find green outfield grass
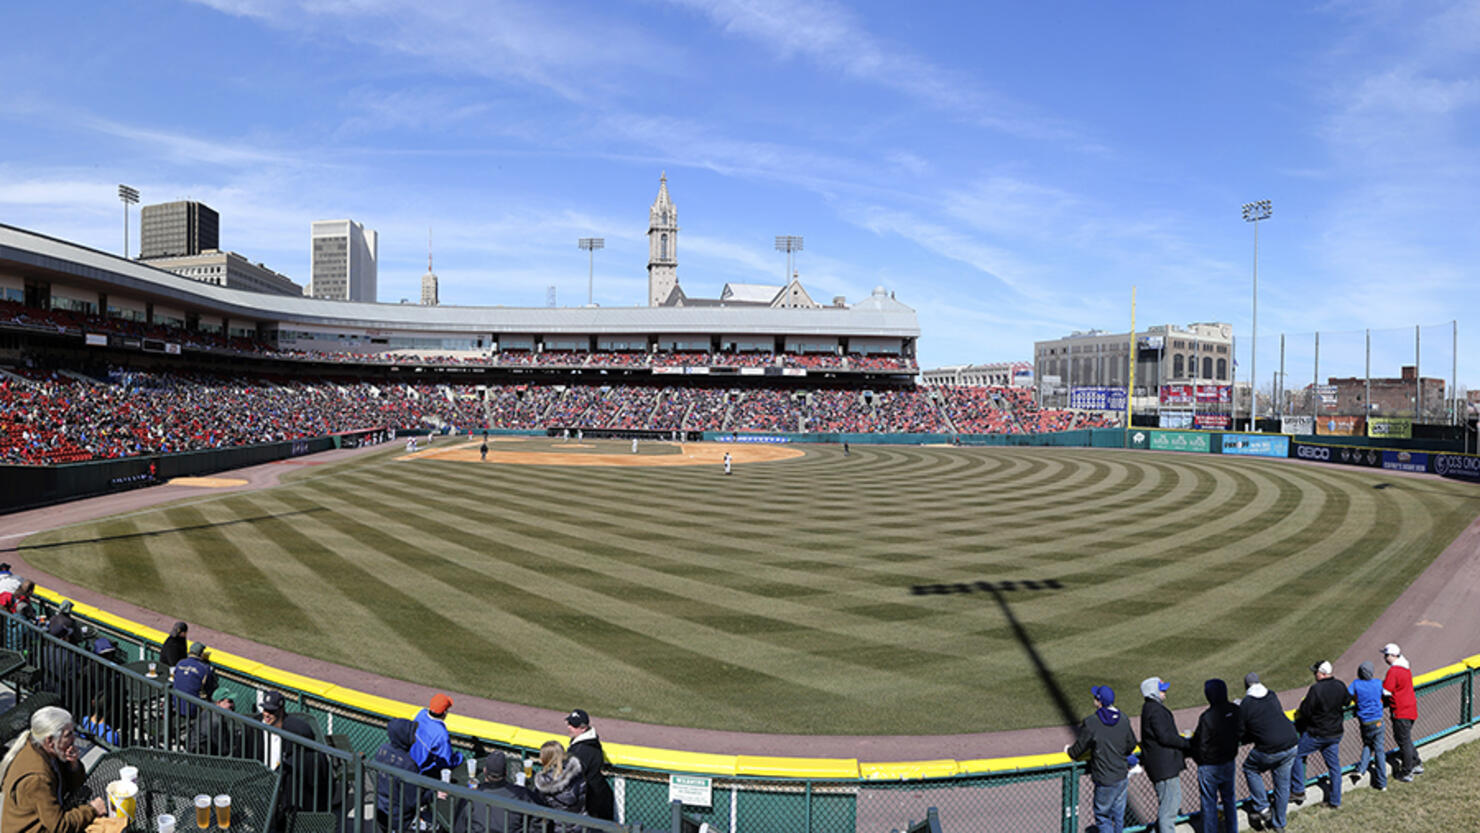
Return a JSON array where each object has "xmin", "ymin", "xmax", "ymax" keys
[{"xmin": 20, "ymin": 441, "xmax": 1480, "ymax": 735}]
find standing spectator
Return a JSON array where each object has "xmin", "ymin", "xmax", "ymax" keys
[
  {"xmin": 1382, "ymin": 643, "xmax": 1422, "ymax": 781},
  {"xmin": 374, "ymin": 718, "xmax": 431, "ymax": 833},
  {"xmin": 1065, "ymin": 685, "xmax": 1137, "ymax": 833},
  {"xmin": 1190, "ymin": 679, "xmax": 1240, "ymax": 833},
  {"xmin": 160, "ymin": 622, "xmax": 189, "ymax": 667},
  {"xmin": 1290, "ymin": 660, "xmax": 1350, "ymax": 808},
  {"xmin": 1348, "ymin": 661, "xmax": 1388, "ymax": 790},
  {"xmin": 564, "ymin": 709, "xmax": 615, "ymax": 821},
  {"xmin": 171, "ymin": 643, "xmax": 219, "ymax": 717},
  {"xmin": 1238, "ymin": 672, "xmax": 1298, "ymax": 832},
  {"xmin": 1139, "ymin": 676, "xmax": 1190, "ymax": 833},
  {"xmin": 723, "ymin": 451, "xmax": 732, "ymax": 476},
  {"xmin": 411, "ymin": 694, "xmax": 465, "ymax": 777},
  {"xmin": 0, "ymin": 706, "xmax": 107, "ymax": 833},
  {"xmin": 530, "ymin": 740, "xmax": 585, "ymax": 833},
  {"xmin": 453, "ymin": 751, "xmax": 536, "ymax": 833}
]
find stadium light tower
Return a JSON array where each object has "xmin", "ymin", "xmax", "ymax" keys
[
  {"xmin": 775, "ymin": 235, "xmax": 803, "ymax": 282},
  {"xmin": 578, "ymin": 237, "xmax": 604, "ymax": 306},
  {"xmin": 118, "ymin": 184, "xmax": 140, "ymax": 258},
  {"xmin": 1241, "ymin": 199, "xmax": 1271, "ymax": 425}
]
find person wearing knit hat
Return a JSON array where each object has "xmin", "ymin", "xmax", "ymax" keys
[
  {"xmin": 1348, "ymin": 662, "xmax": 1388, "ymax": 790},
  {"xmin": 1290, "ymin": 661, "xmax": 1350, "ymax": 808},
  {"xmin": 1066, "ymin": 684, "xmax": 1138, "ymax": 833},
  {"xmin": 1382, "ymin": 643, "xmax": 1422, "ymax": 781},
  {"xmin": 161, "ymin": 621, "xmax": 189, "ymax": 667},
  {"xmin": 1238, "ymin": 672, "xmax": 1298, "ymax": 831},
  {"xmin": 1139, "ymin": 677, "xmax": 1190, "ymax": 833},
  {"xmin": 410, "ymin": 693, "xmax": 464, "ymax": 777}
]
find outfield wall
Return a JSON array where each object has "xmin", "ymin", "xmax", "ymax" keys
[{"xmin": 22, "ymin": 588, "xmax": 1480, "ymax": 833}]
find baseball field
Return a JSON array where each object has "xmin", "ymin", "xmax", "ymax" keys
[{"xmin": 18, "ymin": 439, "xmax": 1480, "ymax": 735}]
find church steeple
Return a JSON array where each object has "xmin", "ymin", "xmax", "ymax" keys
[{"xmin": 647, "ymin": 171, "xmax": 678, "ymax": 306}]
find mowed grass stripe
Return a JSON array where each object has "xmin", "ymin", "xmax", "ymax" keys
[{"xmin": 303, "ymin": 470, "xmax": 955, "ymax": 707}]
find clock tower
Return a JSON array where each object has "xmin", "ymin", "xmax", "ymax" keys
[{"xmin": 647, "ymin": 172, "xmax": 678, "ymax": 306}]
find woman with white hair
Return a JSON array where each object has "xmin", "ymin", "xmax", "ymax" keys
[{"xmin": 0, "ymin": 707, "xmax": 105, "ymax": 833}]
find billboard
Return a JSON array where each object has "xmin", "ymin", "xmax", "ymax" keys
[
  {"xmin": 1316, "ymin": 416, "xmax": 1365, "ymax": 436},
  {"xmin": 1381, "ymin": 450, "xmax": 1428, "ymax": 473},
  {"xmin": 1432, "ymin": 453, "xmax": 1480, "ymax": 482},
  {"xmin": 1291, "ymin": 441, "xmax": 1337, "ymax": 464},
  {"xmin": 1196, "ymin": 385, "xmax": 1232, "ymax": 404},
  {"xmin": 1160, "ymin": 384, "xmax": 1194, "ymax": 405},
  {"xmin": 1069, "ymin": 386, "xmax": 1127, "ymax": 410},
  {"xmin": 1334, "ymin": 444, "xmax": 1382, "ymax": 468},
  {"xmin": 1149, "ymin": 430, "xmax": 1211, "ymax": 453},
  {"xmin": 1281, "ymin": 415, "xmax": 1315, "ymax": 436},
  {"xmin": 1368, "ymin": 417, "xmax": 1413, "ymax": 439},
  {"xmin": 1220, "ymin": 433, "xmax": 1290, "ymax": 458},
  {"xmin": 1194, "ymin": 413, "xmax": 1230, "ymax": 429},
  {"xmin": 1159, "ymin": 410, "xmax": 1193, "ymax": 429}
]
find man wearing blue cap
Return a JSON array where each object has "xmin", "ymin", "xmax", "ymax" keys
[
  {"xmin": 1066, "ymin": 684, "xmax": 1138, "ymax": 833},
  {"xmin": 1141, "ymin": 676, "xmax": 1191, "ymax": 833}
]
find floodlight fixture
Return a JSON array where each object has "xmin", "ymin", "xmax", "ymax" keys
[
  {"xmin": 775, "ymin": 235, "xmax": 803, "ymax": 282},
  {"xmin": 1241, "ymin": 199, "xmax": 1272, "ymax": 423},
  {"xmin": 578, "ymin": 237, "xmax": 605, "ymax": 305},
  {"xmin": 118, "ymin": 184, "xmax": 140, "ymax": 258}
]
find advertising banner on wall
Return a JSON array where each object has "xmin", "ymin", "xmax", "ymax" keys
[
  {"xmin": 1432, "ymin": 453, "xmax": 1480, "ymax": 481},
  {"xmin": 1149, "ymin": 430, "xmax": 1211, "ymax": 453},
  {"xmin": 1220, "ymin": 433, "xmax": 1291, "ymax": 458},
  {"xmin": 1128, "ymin": 430, "xmax": 1150, "ymax": 450},
  {"xmin": 1316, "ymin": 416, "xmax": 1365, "ymax": 436},
  {"xmin": 1281, "ymin": 415, "xmax": 1315, "ymax": 435},
  {"xmin": 1159, "ymin": 410, "xmax": 1193, "ymax": 429},
  {"xmin": 1160, "ymin": 384, "xmax": 1194, "ymax": 405},
  {"xmin": 1368, "ymin": 417, "xmax": 1413, "ymax": 439},
  {"xmin": 1381, "ymin": 450, "xmax": 1429, "ymax": 473},
  {"xmin": 1196, "ymin": 385, "xmax": 1232, "ymax": 403},
  {"xmin": 1194, "ymin": 414, "xmax": 1230, "ymax": 429},
  {"xmin": 1069, "ymin": 386, "xmax": 1127, "ymax": 410},
  {"xmin": 1291, "ymin": 441, "xmax": 1337, "ymax": 464}
]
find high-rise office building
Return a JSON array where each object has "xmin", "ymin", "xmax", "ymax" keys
[
  {"xmin": 139, "ymin": 201, "xmax": 219, "ymax": 259},
  {"xmin": 310, "ymin": 219, "xmax": 377, "ymax": 302}
]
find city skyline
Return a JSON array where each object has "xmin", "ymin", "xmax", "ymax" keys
[{"xmin": 0, "ymin": 1, "xmax": 1475, "ymax": 383}]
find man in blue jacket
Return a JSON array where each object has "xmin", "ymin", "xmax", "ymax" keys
[
  {"xmin": 411, "ymin": 693, "xmax": 465, "ymax": 777},
  {"xmin": 1348, "ymin": 661, "xmax": 1387, "ymax": 790},
  {"xmin": 375, "ymin": 718, "xmax": 432, "ymax": 832},
  {"xmin": 172, "ymin": 642, "xmax": 219, "ymax": 718}
]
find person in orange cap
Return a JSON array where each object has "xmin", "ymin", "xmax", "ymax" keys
[{"xmin": 410, "ymin": 693, "xmax": 464, "ymax": 777}]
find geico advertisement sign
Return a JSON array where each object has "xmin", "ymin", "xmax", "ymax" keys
[{"xmin": 1296, "ymin": 445, "xmax": 1331, "ymax": 461}]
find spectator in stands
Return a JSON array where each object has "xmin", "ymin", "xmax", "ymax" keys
[
  {"xmin": 1065, "ymin": 685, "xmax": 1137, "ymax": 833},
  {"xmin": 374, "ymin": 718, "xmax": 431, "ymax": 833},
  {"xmin": 0, "ymin": 563, "xmax": 21, "ymax": 599},
  {"xmin": 160, "ymin": 621, "xmax": 189, "ymax": 667},
  {"xmin": 189, "ymin": 697, "xmax": 248, "ymax": 759},
  {"xmin": 1238, "ymin": 672, "xmax": 1298, "ymax": 832},
  {"xmin": 0, "ymin": 706, "xmax": 107, "ymax": 833},
  {"xmin": 1139, "ymin": 676, "xmax": 1190, "ymax": 833},
  {"xmin": 260, "ymin": 690, "xmax": 333, "ymax": 812},
  {"xmin": 530, "ymin": 740, "xmax": 585, "ymax": 833},
  {"xmin": 411, "ymin": 694, "xmax": 465, "ymax": 777},
  {"xmin": 564, "ymin": 709, "xmax": 614, "ymax": 821},
  {"xmin": 453, "ymin": 750, "xmax": 536, "ymax": 833},
  {"xmin": 1190, "ymin": 679, "xmax": 1240, "ymax": 833},
  {"xmin": 41, "ymin": 602, "xmax": 80, "ymax": 708},
  {"xmin": 1382, "ymin": 643, "xmax": 1421, "ymax": 781},
  {"xmin": 171, "ymin": 642, "xmax": 219, "ymax": 717},
  {"xmin": 1290, "ymin": 660, "xmax": 1350, "ymax": 808},
  {"xmin": 1348, "ymin": 662, "xmax": 1387, "ymax": 790},
  {"xmin": 45, "ymin": 601, "xmax": 78, "ymax": 643}
]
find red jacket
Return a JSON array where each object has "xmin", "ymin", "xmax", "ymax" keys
[{"xmin": 1383, "ymin": 663, "xmax": 1417, "ymax": 720}]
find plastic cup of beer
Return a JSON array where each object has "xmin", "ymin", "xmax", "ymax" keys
[
  {"xmin": 440, "ymin": 768, "xmax": 452, "ymax": 783},
  {"xmin": 147, "ymin": 662, "xmax": 157, "ymax": 677},
  {"xmin": 194, "ymin": 795, "xmax": 211, "ymax": 829},
  {"xmin": 119, "ymin": 766, "xmax": 139, "ymax": 784},
  {"xmin": 158, "ymin": 814, "xmax": 176, "ymax": 833},
  {"xmin": 213, "ymin": 795, "xmax": 230, "ymax": 830}
]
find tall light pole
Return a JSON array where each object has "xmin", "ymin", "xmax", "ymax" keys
[
  {"xmin": 118, "ymin": 184, "xmax": 140, "ymax": 258},
  {"xmin": 775, "ymin": 235, "xmax": 803, "ymax": 282},
  {"xmin": 1241, "ymin": 199, "xmax": 1271, "ymax": 427},
  {"xmin": 578, "ymin": 237, "xmax": 604, "ymax": 306}
]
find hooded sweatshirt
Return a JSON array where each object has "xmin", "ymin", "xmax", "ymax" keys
[
  {"xmin": 1239, "ymin": 684, "xmax": 1298, "ymax": 754},
  {"xmin": 1191, "ymin": 679, "xmax": 1242, "ymax": 766},
  {"xmin": 375, "ymin": 718, "xmax": 429, "ymax": 826},
  {"xmin": 1348, "ymin": 662, "xmax": 1384, "ymax": 722},
  {"xmin": 1067, "ymin": 704, "xmax": 1138, "ymax": 786}
]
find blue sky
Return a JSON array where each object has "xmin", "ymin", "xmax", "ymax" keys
[{"xmin": 1, "ymin": 0, "xmax": 1476, "ymax": 386}]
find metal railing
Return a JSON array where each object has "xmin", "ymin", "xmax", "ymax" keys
[{"xmin": 9, "ymin": 601, "xmax": 1478, "ymax": 833}]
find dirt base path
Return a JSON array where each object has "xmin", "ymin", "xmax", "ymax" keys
[
  {"xmin": 2, "ymin": 444, "xmax": 1477, "ymax": 760},
  {"xmin": 402, "ymin": 440, "xmax": 804, "ymax": 467}
]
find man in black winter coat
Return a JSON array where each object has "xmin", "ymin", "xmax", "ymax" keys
[
  {"xmin": 1140, "ymin": 676, "xmax": 1191, "ymax": 833},
  {"xmin": 1290, "ymin": 660, "xmax": 1351, "ymax": 808},
  {"xmin": 564, "ymin": 709, "xmax": 615, "ymax": 821},
  {"xmin": 1191, "ymin": 679, "xmax": 1240, "ymax": 833},
  {"xmin": 453, "ymin": 751, "xmax": 539, "ymax": 833},
  {"xmin": 1239, "ymin": 672, "xmax": 1299, "ymax": 832},
  {"xmin": 1066, "ymin": 684, "xmax": 1138, "ymax": 833}
]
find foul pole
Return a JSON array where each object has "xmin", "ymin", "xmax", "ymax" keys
[{"xmin": 1126, "ymin": 286, "xmax": 1136, "ymax": 446}]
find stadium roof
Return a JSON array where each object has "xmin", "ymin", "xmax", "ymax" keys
[{"xmin": 1, "ymin": 224, "xmax": 919, "ymax": 338}]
